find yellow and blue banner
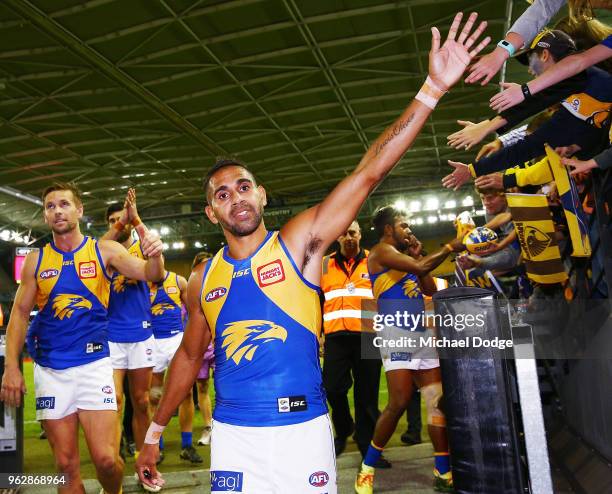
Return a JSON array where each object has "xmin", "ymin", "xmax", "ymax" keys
[{"xmin": 545, "ymin": 145, "xmax": 591, "ymax": 257}]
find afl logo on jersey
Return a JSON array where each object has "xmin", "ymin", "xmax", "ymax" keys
[
  {"xmin": 79, "ymin": 261, "xmax": 97, "ymax": 279},
  {"xmin": 40, "ymin": 268, "xmax": 59, "ymax": 280},
  {"xmin": 205, "ymin": 287, "xmax": 227, "ymax": 302},
  {"xmin": 309, "ymin": 471, "xmax": 329, "ymax": 487},
  {"xmin": 101, "ymin": 385, "xmax": 113, "ymax": 394},
  {"xmin": 257, "ymin": 260, "xmax": 285, "ymax": 287},
  {"xmin": 167, "ymin": 286, "xmax": 178, "ymax": 294}
]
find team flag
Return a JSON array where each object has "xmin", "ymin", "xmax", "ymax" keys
[
  {"xmin": 545, "ymin": 145, "xmax": 591, "ymax": 257},
  {"xmin": 455, "ymin": 263, "xmax": 504, "ymax": 294},
  {"xmin": 507, "ymin": 193, "xmax": 567, "ymax": 284}
]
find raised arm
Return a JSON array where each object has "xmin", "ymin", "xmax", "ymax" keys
[
  {"xmin": 281, "ymin": 12, "xmax": 490, "ymax": 282},
  {"xmin": 0, "ymin": 251, "xmax": 39, "ymax": 407},
  {"xmin": 99, "ymin": 234, "xmax": 164, "ymax": 282},
  {"xmin": 136, "ymin": 264, "xmax": 212, "ymax": 487},
  {"xmin": 490, "ymin": 43, "xmax": 612, "ymax": 112}
]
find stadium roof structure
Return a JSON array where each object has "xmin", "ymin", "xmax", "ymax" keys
[{"xmin": 0, "ymin": 0, "xmax": 529, "ymax": 246}]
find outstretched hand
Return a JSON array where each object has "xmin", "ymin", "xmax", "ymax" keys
[
  {"xmin": 442, "ymin": 160, "xmax": 472, "ymax": 190},
  {"xmin": 428, "ymin": 12, "xmax": 490, "ymax": 92},
  {"xmin": 490, "ymin": 82, "xmax": 524, "ymax": 112}
]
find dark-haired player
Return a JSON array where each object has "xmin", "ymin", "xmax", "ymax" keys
[
  {"xmin": 1, "ymin": 182, "xmax": 164, "ymax": 493},
  {"xmin": 136, "ymin": 13, "xmax": 490, "ymax": 493}
]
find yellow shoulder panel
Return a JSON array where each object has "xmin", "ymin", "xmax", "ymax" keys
[
  {"xmin": 249, "ymin": 232, "xmax": 320, "ymax": 336},
  {"xmin": 372, "ymin": 269, "xmax": 406, "ymax": 298},
  {"xmin": 200, "ymin": 251, "xmax": 233, "ymax": 338},
  {"xmin": 73, "ymin": 238, "xmax": 110, "ymax": 308},
  {"xmin": 35, "ymin": 244, "xmax": 63, "ymax": 311}
]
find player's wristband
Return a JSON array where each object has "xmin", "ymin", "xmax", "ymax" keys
[
  {"xmin": 113, "ymin": 220, "xmax": 125, "ymax": 232},
  {"xmin": 144, "ymin": 421, "xmax": 166, "ymax": 445},
  {"xmin": 467, "ymin": 164, "xmax": 477, "ymax": 178},
  {"xmin": 521, "ymin": 83, "xmax": 532, "ymax": 99},
  {"xmin": 496, "ymin": 39, "xmax": 515, "ymax": 57},
  {"xmin": 415, "ymin": 76, "xmax": 446, "ymax": 109},
  {"xmin": 131, "ymin": 216, "xmax": 142, "ymax": 227}
]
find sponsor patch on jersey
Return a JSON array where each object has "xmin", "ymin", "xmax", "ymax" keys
[
  {"xmin": 39, "ymin": 268, "xmax": 59, "ymax": 280},
  {"xmin": 86, "ymin": 342, "xmax": 104, "ymax": 354},
  {"xmin": 257, "ymin": 260, "xmax": 285, "ymax": 287},
  {"xmin": 101, "ymin": 385, "xmax": 113, "ymax": 394},
  {"xmin": 205, "ymin": 286, "xmax": 227, "ymax": 302},
  {"xmin": 210, "ymin": 471, "xmax": 243, "ymax": 492},
  {"xmin": 277, "ymin": 395, "xmax": 308, "ymax": 413},
  {"xmin": 78, "ymin": 261, "xmax": 97, "ymax": 279},
  {"xmin": 36, "ymin": 396, "xmax": 55, "ymax": 410},
  {"xmin": 309, "ymin": 471, "xmax": 329, "ymax": 487},
  {"xmin": 390, "ymin": 352, "xmax": 411, "ymax": 361},
  {"xmin": 167, "ymin": 286, "xmax": 178, "ymax": 294},
  {"xmin": 146, "ymin": 348, "xmax": 153, "ymax": 355}
]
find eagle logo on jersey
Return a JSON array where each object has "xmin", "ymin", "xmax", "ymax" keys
[
  {"xmin": 52, "ymin": 294, "xmax": 92, "ymax": 320},
  {"xmin": 221, "ymin": 320, "xmax": 287, "ymax": 365},
  {"xmin": 402, "ymin": 278, "xmax": 421, "ymax": 299},
  {"xmin": 112, "ymin": 275, "xmax": 138, "ymax": 293},
  {"xmin": 151, "ymin": 303, "xmax": 176, "ymax": 316}
]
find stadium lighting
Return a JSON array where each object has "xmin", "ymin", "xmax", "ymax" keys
[
  {"xmin": 424, "ymin": 197, "xmax": 439, "ymax": 211},
  {"xmin": 409, "ymin": 201, "xmax": 421, "ymax": 212},
  {"xmin": 427, "ymin": 216, "xmax": 438, "ymax": 224},
  {"xmin": 447, "ymin": 212, "xmax": 457, "ymax": 221},
  {"xmin": 150, "ymin": 229, "xmax": 159, "ymax": 237},
  {"xmin": 444, "ymin": 200, "xmax": 456, "ymax": 209},
  {"xmin": 462, "ymin": 196, "xmax": 474, "ymax": 207},
  {"xmin": 394, "ymin": 199, "xmax": 407, "ymax": 210},
  {"xmin": 160, "ymin": 226, "xmax": 170, "ymax": 235},
  {"xmin": 0, "ymin": 230, "xmax": 10, "ymax": 241},
  {"xmin": 195, "ymin": 241, "xmax": 203, "ymax": 248},
  {"xmin": 162, "ymin": 242, "xmax": 169, "ymax": 250},
  {"xmin": 415, "ymin": 217, "xmax": 424, "ymax": 225}
]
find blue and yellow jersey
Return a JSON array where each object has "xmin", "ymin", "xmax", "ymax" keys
[
  {"xmin": 150, "ymin": 271, "xmax": 183, "ymax": 339},
  {"xmin": 370, "ymin": 267, "xmax": 426, "ymax": 332},
  {"xmin": 27, "ymin": 236, "xmax": 111, "ymax": 370},
  {"xmin": 200, "ymin": 231, "xmax": 327, "ymax": 427},
  {"xmin": 107, "ymin": 239, "xmax": 152, "ymax": 343}
]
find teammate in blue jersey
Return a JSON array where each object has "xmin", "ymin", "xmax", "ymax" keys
[
  {"xmin": 101, "ymin": 188, "xmax": 156, "ymax": 464},
  {"xmin": 136, "ymin": 12, "xmax": 490, "ymax": 494},
  {"xmin": 149, "ymin": 270, "xmax": 203, "ymax": 464},
  {"xmin": 0, "ymin": 182, "xmax": 164, "ymax": 494},
  {"xmin": 356, "ymin": 206, "xmax": 464, "ymax": 494}
]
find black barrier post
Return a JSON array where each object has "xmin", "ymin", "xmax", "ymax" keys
[
  {"xmin": 432, "ymin": 287, "xmax": 527, "ymax": 494},
  {"xmin": 0, "ymin": 330, "xmax": 24, "ymax": 473}
]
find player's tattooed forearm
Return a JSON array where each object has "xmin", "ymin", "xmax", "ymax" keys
[{"xmin": 375, "ymin": 114, "xmax": 415, "ymax": 156}]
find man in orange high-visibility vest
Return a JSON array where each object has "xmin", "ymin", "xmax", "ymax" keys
[{"xmin": 321, "ymin": 221, "xmax": 389, "ymax": 468}]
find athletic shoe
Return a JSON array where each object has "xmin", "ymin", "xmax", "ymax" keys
[
  {"xmin": 433, "ymin": 469, "xmax": 454, "ymax": 493},
  {"xmin": 180, "ymin": 445, "xmax": 203, "ymax": 463},
  {"xmin": 400, "ymin": 430, "xmax": 422, "ymax": 445},
  {"xmin": 354, "ymin": 465, "xmax": 374, "ymax": 494},
  {"xmin": 374, "ymin": 455, "xmax": 392, "ymax": 469}
]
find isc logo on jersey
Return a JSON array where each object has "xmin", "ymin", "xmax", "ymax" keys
[
  {"xmin": 257, "ymin": 260, "xmax": 285, "ymax": 287},
  {"xmin": 205, "ymin": 287, "xmax": 227, "ymax": 302},
  {"xmin": 309, "ymin": 471, "xmax": 329, "ymax": 487},
  {"xmin": 277, "ymin": 395, "xmax": 307, "ymax": 413}
]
